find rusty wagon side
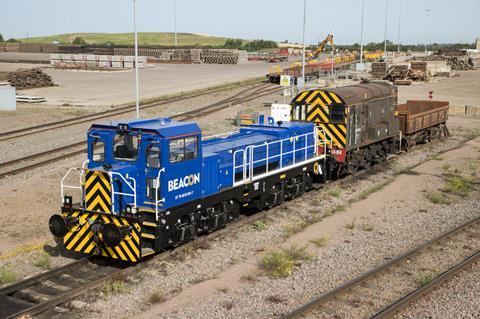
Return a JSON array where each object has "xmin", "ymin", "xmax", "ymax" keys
[{"xmin": 396, "ymin": 100, "xmax": 450, "ymax": 148}]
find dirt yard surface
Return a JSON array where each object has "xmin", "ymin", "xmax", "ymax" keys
[
  {"xmin": 397, "ymin": 69, "xmax": 480, "ymax": 107},
  {"xmin": 0, "ymin": 54, "xmax": 289, "ymax": 107}
]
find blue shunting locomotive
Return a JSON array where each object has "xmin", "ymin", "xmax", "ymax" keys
[{"xmin": 49, "ymin": 117, "xmax": 327, "ymax": 262}]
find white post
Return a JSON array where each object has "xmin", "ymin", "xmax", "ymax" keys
[
  {"xmin": 331, "ymin": 31, "xmax": 334, "ymax": 80},
  {"xmin": 397, "ymin": 0, "xmax": 402, "ymax": 53},
  {"xmin": 133, "ymin": 0, "xmax": 140, "ymax": 119},
  {"xmin": 359, "ymin": 0, "xmax": 365, "ymax": 64},
  {"xmin": 301, "ymin": 0, "xmax": 307, "ymax": 88},
  {"xmin": 383, "ymin": 0, "xmax": 388, "ymax": 58},
  {"xmin": 174, "ymin": 0, "xmax": 178, "ymax": 46},
  {"xmin": 425, "ymin": 9, "xmax": 431, "ymax": 54}
]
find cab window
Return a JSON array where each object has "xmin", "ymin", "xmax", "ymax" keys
[
  {"xmin": 329, "ymin": 104, "xmax": 345, "ymax": 123},
  {"xmin": 169, "ymin": 136, "xmax": 198, "ymax": 163},
  {"xmin": 92, "ymin": 139, "xmax": 105, "ymax": 162},
  {"xmin": 147, "ymin": 145, "xmax": 160, "ymax": 168},
  {"xmin": 114, "ymin": 134, "xmax": 138, "ymax": 161}
]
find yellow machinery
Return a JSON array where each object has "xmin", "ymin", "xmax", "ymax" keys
[{"xmin": 307, "ymin": 33, "xmax": 334, "ymax": 61}]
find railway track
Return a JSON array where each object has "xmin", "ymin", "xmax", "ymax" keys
[
  {"xmin": 0, "ymin": 80, "xmax": 266, "ymax": 142},
  {"xmin": 0, "ymin": 84, "xmax": 281, "ymax": 180},
  {"xmin": 0, "ymin": 190, "xmax": 290, "ymax": 319},
  {"xmin": 0, "ymin": 135, "xmax": 464, "ymax": 318},
  {"xmin": 282, "ymin": 214, "xmax": 480, "ymax": 319}
]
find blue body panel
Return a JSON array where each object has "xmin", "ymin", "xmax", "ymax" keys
[{"xmin": 85, "ymin": 118, "xmax": 316, "ymax": 212}]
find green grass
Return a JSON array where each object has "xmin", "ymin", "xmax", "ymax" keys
[
  {"xmin": 252, "ymin": 220, "xmax": 267, "ymax": 231},
  {"xmin": 281, "ymin": 219, "xmax": 308, "ymax": 238},
  {"xmin": 33, "ymin": 251, "xmax": 52, "ymax": 270},
  {"xmin": 357, "ymin": 181, "xmax": 390, "ymax": 200},
  {"xmin": 418, "ymin": 273, "xmax": 434, "ymax": 286},
  {"xmin": 465, "ymin": 128, "xmax": 480, "ymax": 140},
  {"xmin": 324, "ymin": 205, "xmax": 346, "ymax": 217},
  {"xmin": 103, "ymin": 280, "xmax": 130, "ymax": 296},
  {"xmin": 359, "ymin": 223, "xmax": 374, "ymax": 232},
  {"xmin": 281, "ymin": 244, "xmax": 312, "ymax": 263},
  {"xmin": 425, "ymin": 191, "xmax": 452, "ymax": 204},
  {"xmin": 148, "ymin": 290, "xmax": 166, "ymax": 304},
  {"xmin": 261, "ymin": 245, "xmax": 312, "ymax": 278},
  {"xmin": 327, "ymin": 188, "xmax": 342, "ymax": 197},
  {"xmin": 345, "ymin": 218, "xmax": 357, "ymax": 230},
  {"xmin": 0, "ymin": 266, "xmax": 17, "ymax": 285},
  {"xmin": 260, "ymin": 251, "xmax": 294, "ymax": 278},
  {"xmin": 19, "ymin": 32, "xmax": 243, "ymax": 47},
  {"xmin": 310, "ymin": 236, "xmax": 330, "ymax": 248},
  {"xmin": 444, "ymin": 173, "xmax": 474, "ymax": 197}
]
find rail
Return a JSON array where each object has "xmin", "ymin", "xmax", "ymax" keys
[{"xmin": 232, "ymin": 127, "xmax": 327, "ymax": 186}]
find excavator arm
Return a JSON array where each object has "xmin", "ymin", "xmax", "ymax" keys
[{"xmin": 309, "ymin": 33, "xmax": 334, "ymax": 61}]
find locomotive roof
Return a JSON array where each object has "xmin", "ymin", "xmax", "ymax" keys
[
  {"xmin": 299, "ymin": 82, "xmax": 395, "ymax": 106},
  {"xmin": 90, "ymin": 118, "xmax": 201, "ymax": 138}
]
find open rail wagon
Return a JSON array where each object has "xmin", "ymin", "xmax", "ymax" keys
[
  {"xmin": 49, "ymin": 118, "xmax": 328, "ymax": 262},
  {"xmin": 396, "ymin": 100, "xmax": 449, "ymax": 149},
  {"xmin": 272, "ymin": 82, "xmax": 449, "ymax": 178}
]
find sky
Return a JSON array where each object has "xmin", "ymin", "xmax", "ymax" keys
[{"xmin": 1, "ymin": 0, "xmax": 479, "ymax": 45}]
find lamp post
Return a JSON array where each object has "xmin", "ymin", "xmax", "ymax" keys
[
  {"xmin": 359, "ymin": 0, "xmax": 365, "ymax": 65},
  {"xmin": 133, "ymin": 0, "xmax": 140, "ymax": 119},
  {"xmin": 301, "ymin": 0, "xmax": 307, "ymax": 88},
  {"xmin": 383, "ymin": 0, "xmax": 388, "ymax": 58},
  {"xmin": 174, "ymin": 0, "xmax": 178, "ymax": 46},
  {"xmin": 425, "ymin": 9, "xmax": 431, "ymax": 54},
  {"xmin": 397, "ymin": 0, "xmax": 402, "ymax": 53}
]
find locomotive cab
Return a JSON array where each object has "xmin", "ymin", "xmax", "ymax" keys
[{"xmin": 51, "ymin": 118, "xmax": 203, "ymax": 262}]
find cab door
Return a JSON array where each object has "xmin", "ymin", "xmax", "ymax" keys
[{"xmin": 144, "ymin": 140, "xmax": 162, "ymax": 208}]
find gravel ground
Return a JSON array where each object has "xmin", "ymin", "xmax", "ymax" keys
[
  {"xmin": 395, "ymin": 262, "xmax": 480, "ymax": 318},
  {"xmin": 74, "ymin": 132, "xmax": 479, "ymax": 318}
]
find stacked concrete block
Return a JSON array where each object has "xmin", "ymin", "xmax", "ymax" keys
[
  {"xmin": 237, "ymin": 50, "xmax": 248, "ymax": 63},
  {"xmin": 111, "ymin": 55, "xmax": 124, "ymax": 68},
  {"xmin": 98, "ymin": 55, "xmax": 112, "ymax": 68},
  {"xmin": 5, "ymin": 43, "xmax": 20, "ymax": 52},
  {"xmin": 123, "ymin": 56, "xmax": 134, "ymax": 69}
]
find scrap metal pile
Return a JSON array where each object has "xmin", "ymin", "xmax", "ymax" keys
[
  {"xmin": 414, "ymin": 50, "xmax": 473, "ymax": 71},
  {"xmin": 7, "ymin": 68, "xmax": 54, "ymax": 90}
]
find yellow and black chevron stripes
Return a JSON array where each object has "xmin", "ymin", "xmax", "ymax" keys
[
  {"xmin": 85, "ymin": 170, "xmax": 111, "ymax": 213},
  {"xmin": 319, "ymin": 123, "xmax": 347, "ymax": 148},
  {"xmin": 63, "ymin": 211, "xmax": 141, "ymax": 262},
  {"xmin": 294, "ymin": 89, "xmax": 347, "ymax": 148}
]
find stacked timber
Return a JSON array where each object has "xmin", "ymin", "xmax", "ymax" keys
[
  {"xmin": 383, "ymin": 64, "xmax": 409, "ymax": 82},
  {"xmin": 7, "ymin": 69, "xmax": 54, "ymax": 89},
  {"xmin": 409, "ymin": 61, "xmax": 427, "ymax": 80},
  {"xmin": 414, "ymin": 52, "xmax": 473, "ymax": 71},
  {"xmin": 371, "ymin": 62, "xmax": 387, "ymax": 79}
]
